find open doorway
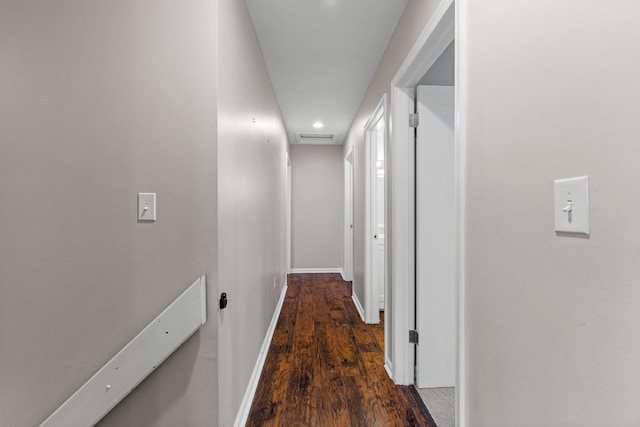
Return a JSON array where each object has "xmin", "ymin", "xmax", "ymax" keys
[
  {"xmin": 415, "ymin": 45, "xmax": 456, "ymax": 427},
  {"xmin": 388, "ymin": 1, "xmax": 463, "ymax": 426}
]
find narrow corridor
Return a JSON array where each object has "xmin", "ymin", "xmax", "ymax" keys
[{"xmin": 247, "ymin": 273, "xmax": 436, "ymax": 426}]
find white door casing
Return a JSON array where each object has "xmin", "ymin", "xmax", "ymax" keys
[{"xmin": 390, "ymin": 0, "xmax": 455, "ymax": 386}]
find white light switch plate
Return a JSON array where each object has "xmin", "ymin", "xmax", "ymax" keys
[
  {"xmin": 138, "ymin": 193, "xmax": 156, "ymax": 221},
  {"xmin": 554, "ymin": 176, "xmax": 589, "ymax": 234}
]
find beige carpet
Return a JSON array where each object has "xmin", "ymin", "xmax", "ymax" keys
[{"xmin": 417, "ymin": 387, "xmax": 455, "ymax": 427}]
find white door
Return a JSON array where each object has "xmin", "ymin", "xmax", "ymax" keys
[
  {"xmin": 364, "ymin": 95, "xmax": 387, "ymax": 324},
  {"xmin": 415, "ymin": 85, "xmax": 456, "ymax": 388},
  {"xmin": 344, "ymin": 149, "xmax": 354, "ymax": 281},
  {"xmin": 369, "ymin": 118, "xmax": 386, "ymax": 316}
]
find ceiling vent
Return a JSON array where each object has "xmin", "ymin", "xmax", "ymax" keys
[{"xmin": 295, "ymin": 133, "xmax": 338, "ymax": 145}]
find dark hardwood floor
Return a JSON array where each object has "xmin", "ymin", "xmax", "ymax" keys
[{"xmin": 247, "ymin": 273, "xmax": 436, "ymax": 426}]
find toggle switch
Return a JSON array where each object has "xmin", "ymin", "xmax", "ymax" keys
[
  {"xmin": 554, "ymin": 176, "xmax": 589, "ymax": 234},
  {"xmin": 138, "ymin": 193, "xmax": 156, "ymax": 221},
  {"xmin": 562, "ymin": 200, "xmax": 573, "ymax": 223}
]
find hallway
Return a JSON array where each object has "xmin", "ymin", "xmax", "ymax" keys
[{"xmin": 247, "ymin": 273, "xmax": 435, "ymax": 426}]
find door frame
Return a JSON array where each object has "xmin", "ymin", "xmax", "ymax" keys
[
  {"xmin": 343, "ymin": 147, "xmax": 354, "ymax": 281},
  {"xmin": 388, "ymin": 0, "xmax": 466, "ymax": 424},
  {"xmin": 286, "ymin": 152, "xmax": 292, "ymax": 274},
  {"xmin": 363, "ymin": 94, "xmax": 387, "ymax": 325}
]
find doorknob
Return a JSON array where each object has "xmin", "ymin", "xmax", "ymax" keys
[{"xmin": 374, "ymin": 234, "xmax": 378, "ymax": 239}]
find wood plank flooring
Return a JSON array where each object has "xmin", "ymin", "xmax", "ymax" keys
[{"xmin": 247, "ymin": 273, "xmax": 436, "ymax": 427}]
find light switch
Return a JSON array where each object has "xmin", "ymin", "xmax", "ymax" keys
[
  {"xmin": 138, "ymin": 193, "xmax": 156, "ymax": 221},
  {"xmin": 554, "ymin": 176, "xmax": 589, "ymax": 234}
]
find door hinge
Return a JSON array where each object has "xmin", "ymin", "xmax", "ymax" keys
[
  {"xmin": 409, "ymin": 113, "xmax": 419, "ymax": 128},
  {"xmin": 409, "ymin": 330, "xmax": 419, "ymax": 344}
]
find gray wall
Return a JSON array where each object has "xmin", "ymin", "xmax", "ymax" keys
[
  {"xmin": 290, "ymin": 144, "xmax": 344, "ymax": 269},
  {"xmin": 0, "ymin": 1, "xmax": 218, "ymax": 426},
  {"xmin": 345, "ymin": 1, "xmax": 640, "ymax": 424},
  {"xmin": 464, "ymin": 1, "xmax": 640, "ymax": 425},
  {"xmin": 1, "ymin": 1, "xmax": 288, "ymax": 426},
  {"xmin": 216, "ymin": 0, "xmax": 289, "ymax": 426}
]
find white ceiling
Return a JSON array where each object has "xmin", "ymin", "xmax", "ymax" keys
[{"xmin": 245, "ymin": 0, "xmax": 408, "ymax": 145}]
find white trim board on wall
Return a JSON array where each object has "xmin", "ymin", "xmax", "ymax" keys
[
  {"xmin": 234, "ymin": 282, "xmax": 288, "ymax": 427},
  {"xmin": 41, "ymin": 276, "xmax": 207, "ymax": 427}
]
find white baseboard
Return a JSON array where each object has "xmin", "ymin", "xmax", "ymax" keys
[
  {"xmin": 234, "ymin": 282, "xmax": 288, "ymax": 427},
  {"xmin": 290, "ymin": 267, "xmax": 344, "ymax": 275},
  {"xmin": 384, "ymin": 362, "xmax": 394, "ymax": 381},
  {"xmin": 417, "ymin": 382, "xmax": 456, "ymax": 389},
  {"xmin": 351, "ymin": 293, "xmax": 365, "ymax": 322}
]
